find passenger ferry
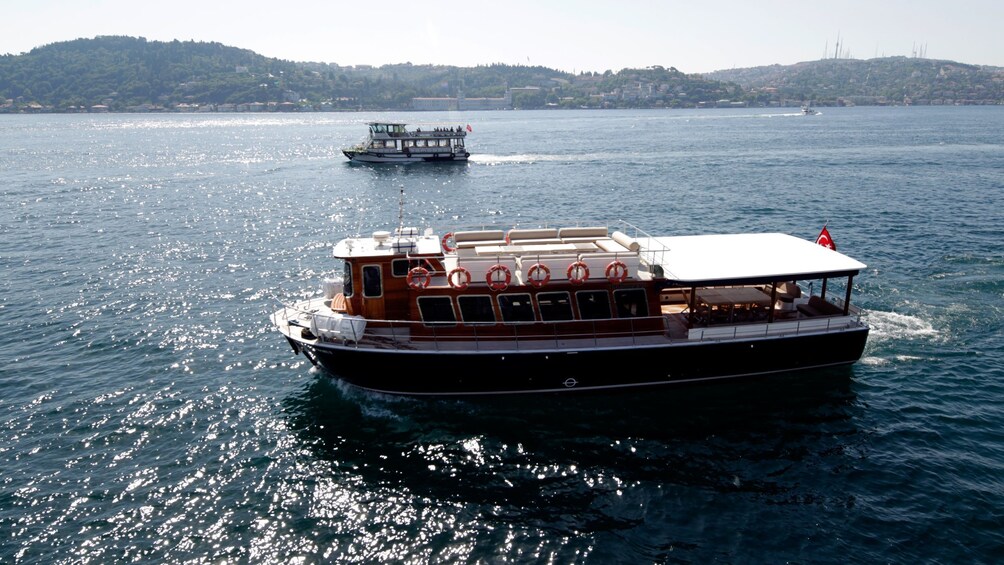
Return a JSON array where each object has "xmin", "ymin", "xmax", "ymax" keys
[
  {"xmin": 271, "ymin": 211, "xmax": 869, "ymax": 395},
  {"xmin": 342, "ymin": 122, "xmax": 470, "ymax": 163}
]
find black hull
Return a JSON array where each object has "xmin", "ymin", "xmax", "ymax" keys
[
  {"xmin": 296, "ymin": 327, "xmax": 869, "ymax": 396},
  {"xmin": 342, "ymin": 150, "xmax": 470, "ymax": 163}
]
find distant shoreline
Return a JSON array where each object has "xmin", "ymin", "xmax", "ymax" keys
[{"xmin": 3, "ymin": 102, "xmax": 1000, "ymax": 115}]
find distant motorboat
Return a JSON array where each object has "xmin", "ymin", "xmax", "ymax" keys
[{"xmin": 801, "ymin": 104, "xmax": 820, "ymax": 116}]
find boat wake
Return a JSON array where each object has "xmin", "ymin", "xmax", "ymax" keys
[
  {"xmin": 678, "ymin": 111, "xmax": 819, "ymax": 120},
  {"xmin": 470, "ymin": 153, "xmax": 601, "ymax": 165},
  {"xmin": 860, "ymin": 310, "xmax": 939, "ymax": 366},
  {"xmin": 754, "ymin": 111, "xmax": 820, "ymax": 118},
  {"xmin": 862, "ymin": 310, "xmax": 938, "ymax": 342}
]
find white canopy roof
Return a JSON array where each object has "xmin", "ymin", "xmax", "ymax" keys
[{"xmin": 641, "ymin": 233, "xmax": 866, "ymax": 283}]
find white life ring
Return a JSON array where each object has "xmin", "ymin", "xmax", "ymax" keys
[
  {"xmin": 486, "ymin": 263, "xmax": 511, "ymax": 291},
  {"xmin": 567, "ymin": 261, "xmax": 589, "ymax": 285},
  {"xmin": 441, "ymin": 232, "xmax": 456, "ymax": 253},
  {"xmin": 605, "ymin": 260, "xmax": 629, "ymax": 283},
  {"xmin": 447, "ymin": 266, "xmax": 471, "ymax": 290},
  {"xmin": 526, "ymin": 263, "xmax": 551, "ymax": 287},
  {"xmin": 407, "ymin": 266, "xmax": 431, "ymax": 290}
]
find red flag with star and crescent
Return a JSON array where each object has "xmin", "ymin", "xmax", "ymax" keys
[{"xmin": 815, "ymin": 225, "xmax": 836, "ymax": 250}]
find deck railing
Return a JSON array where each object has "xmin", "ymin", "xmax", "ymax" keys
[
  {"xmin": 277, "ymin": 300, "xmax": 866, "ymax": 353},
  {"xmin": 614, "ymin": 220, "xmax": 672, "ymax": 277}
]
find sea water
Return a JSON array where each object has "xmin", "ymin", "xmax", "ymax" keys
[{"xmin": 1, "ymin": 107, "xmax": 1002, "ymax": 563}]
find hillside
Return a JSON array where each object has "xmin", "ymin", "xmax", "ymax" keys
[
  {"xmin": 2, "ymin": 36, "xmax": 1002, "ymax": 113},
  {"xmin": 706, "ymin": 57, "xmax": 1004, "ymax": 106},
  {"xmin": 0, "ymin": 36, "xmax": 742, "ymax": 112}
]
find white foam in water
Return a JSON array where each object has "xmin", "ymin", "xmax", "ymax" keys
[
  {"xmin": 469, "ymin": 154, "xmax": 545, "ymax": 164},
  {"xmin": 860, "ymin": 310, "xmax": 940, "ymax": 366},
  {"xmin": 470, "ymin": 153, "xmax": 602, "ymax": 164},
  {"xmin": 862, "ymin": 310, "xmax": 939, "ymax": 342}
]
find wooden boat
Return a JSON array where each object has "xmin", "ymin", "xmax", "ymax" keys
[
  {"xmin": 271, "ymin": 220, "xmax": 869, "ymax": 395},
  {"xmin": 342, "ymin": 122, "xmax": 470, "ymax": 163}
]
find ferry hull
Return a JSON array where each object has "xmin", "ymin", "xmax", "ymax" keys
[
  {"xmin": 343, "ymin": 150, "xmax": 470, "ymax": 163},
  {"xmin": 294, "ymin": 326, "xmax": 869, "ymax": 396}
]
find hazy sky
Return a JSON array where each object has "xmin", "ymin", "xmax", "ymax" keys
[{"xmin": 4, "ymin": 0, "xmax": 1002, "ymax": 73}]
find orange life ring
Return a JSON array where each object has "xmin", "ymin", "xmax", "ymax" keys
[
  {"xmin": 486, "ymin": 263, "xmax": 511, "ymax": 291},
  {"xmin": 605, "ymin": 260, "xmax": 629, "ymax": 283},
  {"xmin": 441, "ymin": 232, "xmax": 456, "ymax": 253},
  {"xmin": 447, "ymin": 266, "xmax": 471, "ymax": 290},
  {"xmin": 567, "ymin": 261, "xmax": 589, "ymax": 285},
  {"xmin": 526, "ymin": 262, "xmax": 551, "ymax": 287},
  {"xmin": 407, "ymin": 266, "xmax": 431, "ymax": 290}
]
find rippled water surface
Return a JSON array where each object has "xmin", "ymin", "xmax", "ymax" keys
[{"xmin": 1, "ymin": 108, "xmax": 1003, "ymax": 563}]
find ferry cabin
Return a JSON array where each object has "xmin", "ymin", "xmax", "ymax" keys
[{"xmin": 331, "ymin": 226, "xmax": 862, "ymax": 344}]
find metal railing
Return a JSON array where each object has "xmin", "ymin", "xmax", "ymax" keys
[
  {"xmin": 276, "ymin": 300, "xmax": 866, "ymax": 353},
  {"xmin": 614, "ymin": 220, "xmax": 672, "ymax": 278}
]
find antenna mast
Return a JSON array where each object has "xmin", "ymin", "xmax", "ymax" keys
[{"xmin": 398, "ymin": 185, "xmax": 405, "ymax": 233}]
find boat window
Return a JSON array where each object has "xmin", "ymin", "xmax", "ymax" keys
[
  {"xmin": 392, "ymin": 258, "xmax": 433, "ymax": 277},
  {"xmin": 458, "ymin": 295, "xmax": 496, "ymax": 324},
  {"xmin": 456, "ymin": 139, "xmax": 464, "ymax": 148},
  {"xmin": 537, "ymin": 292, "xmax": 574, "ymax": 321},
  {"xmin": 498, "ymin": 294, "xmax": 535, "ymax": 322},
  {"xmin": 342, "ymin": 261, "xmax": 353, "ymax": 297},
  {"xmin": 392, "ymin": 259, "xmax": 409, "ymax": 277},
  {"xmin": 404, "ymin": 140, "xmax": 414, "ymax": 148},
  {"xmin": 362, "ymin": 265, "xmax": 382, "ymax": 298},
  {"xmin": 613, "ymin": 288, "xmax": 648, "ymax": 318},
  {"xmin": 576, "ymin": 290, "xmax": 612, "ymax": 320},
  {"xmin": 417, "ymin": 296, "xmax": 456, "ymax": 326}
]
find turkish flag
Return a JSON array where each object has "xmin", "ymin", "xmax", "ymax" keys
[
  {"xmin": 815, "ymin": 226, "xmax": 836, "ymax": 250},
  {"xmin": 466, "ymin": 124, "xmax": 473, "ymax": 132}
]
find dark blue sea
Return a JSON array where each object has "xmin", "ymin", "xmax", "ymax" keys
[{"xmin": 2, "ymin": 107, "xmax": 1002, "ymax": 563}]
